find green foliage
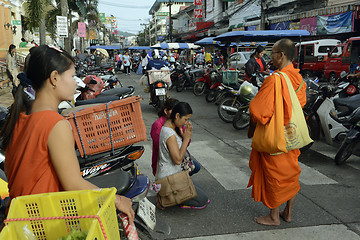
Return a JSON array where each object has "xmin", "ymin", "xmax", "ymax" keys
[{"xmin": 58, "ymin": 229, "xmax": 88, "ymax": 240}]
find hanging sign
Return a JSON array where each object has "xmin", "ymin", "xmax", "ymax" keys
[
  {"xmin": 194, "ymin": 9, "xmax": 203, "ymax": 18},
  {"xmin": 78, "ymin": 22, "xmax": 86, "ymax": 38},
  {"xmin": 195, "ymin": 0, "xmax": 203, "ymax": 5},
  {"xmin": 56, "ymin": 16, "xmax": 68, "ymax": 37}
]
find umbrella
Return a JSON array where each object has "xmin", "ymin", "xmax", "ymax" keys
[
  {"xmin": 151, "ymin": 43, "xmax": 201, "ymax": 50},
  {"xmin": 194, "ymin": 37, "xmax": 220, "ymax": 46},
  {"xmin": 96, "ymin": 48, "xmax": 109, "ymax": 57}
]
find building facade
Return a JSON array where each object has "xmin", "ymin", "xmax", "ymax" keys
[{"xmin": 169, "ymin": 0, "xmax": 359, "ymax": 42}]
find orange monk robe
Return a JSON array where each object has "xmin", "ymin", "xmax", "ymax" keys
[{"xmin": 247, "ymin": 64, "xmax": 307, "ymax": 209}]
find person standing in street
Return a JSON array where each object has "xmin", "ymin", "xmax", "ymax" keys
[
  {"xmin": 6, "ymin": 44, "xmax": 19, "ymax": 87},
  {"xmin": 123, "ymin": 52, "xmax": 131, "ymax": 75},
  {"xmin": 247, "ymin": 38, "xmax": 307, "ymax": 225},
  {"xmin": 244, "ymin": 45, "xmax": 270, "ymax": 82}
]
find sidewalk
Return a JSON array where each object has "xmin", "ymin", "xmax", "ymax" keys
[{"xmin": 0, "ymin": 88, "xmax": 13, "ymax": 108}]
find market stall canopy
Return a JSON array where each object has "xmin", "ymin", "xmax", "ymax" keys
[
  {"xmin": 88, "ymin": 45, "xmax": 122, "ymax": 50},
  {"xmin": 151, "ymin": 43, "xmax": 201, "ymax": 49},
  {"xmin": 129, "ymin": 46, "xmax": 152, "ymax": 50},
  {"xmin": 95, "ymin": 48, "xmax": 109, "ymax": 58},
  {"xmin": 213, "ymin": 30, "xmax": 310, "ymax": 42},
  {"xmin": 194, "ymin": 37, "xmax": 221, "ymax": 46}
]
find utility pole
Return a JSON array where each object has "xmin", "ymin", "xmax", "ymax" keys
[
  {"xmin": 168, "ymin": 0, "xmax": 173, "ymax": 42},
  {"xmin": 260, "ymin": 0, "xmax": 266, "ymax": 30},
  {"xmin": 61, "ymin": 0, "xmax": 70, "ymax": 52}
]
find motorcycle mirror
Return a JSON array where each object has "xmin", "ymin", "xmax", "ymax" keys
[
  {"xmin": 340, "ymin": 71, "xmax": 347, "ymax": 79},
  {"xmin": 356, "ymin": 66, "xmax": 360, "ymax": 71},
  {"xmin": 89, "ymin": 79, "xmax": 98, "ymax": 85}
]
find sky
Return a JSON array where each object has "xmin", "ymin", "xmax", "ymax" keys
[{"xmin": 97, "ymin": 0, "xmax": 155, "ymax": 35}]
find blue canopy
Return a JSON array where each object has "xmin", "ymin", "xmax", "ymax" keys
[
  {"xmin": 195, "ymin": 37, "xmax": 268, "ymax": 48},
  {"xmin": 214, "ymin": 30, "xmax": 310, "ymax": 42},
  {"xmin": 129, "ymin": 46, "xmax": 151, "ymax": 50},
  {"xmin": 87, "ymin": 45, "xmax": 122, "ymax": 50},
  {"xmin": 194, "ymin": 37, "xmax": 221, "ymax": 46}
]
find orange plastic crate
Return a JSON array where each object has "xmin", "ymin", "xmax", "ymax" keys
[{"xmin": 65, "ymin": 96, "xmax": 146, "ymax": 158}]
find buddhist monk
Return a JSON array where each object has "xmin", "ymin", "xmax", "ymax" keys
[{"xmin": 247, "ymin": 38, "xmax": 306, "ymax": 225}]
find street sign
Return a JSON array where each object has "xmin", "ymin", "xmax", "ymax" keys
[
  {"xmin": 99, "ymin": 13, "xmax": 106, "ymax": 23},
  {"xmin": 56, "ymin": 16, "xmax": 68, "ymax": 38},
  {"xmin": 78, "ymin": 22, "xmax": 86, "ymax": 38},
  {"xmin": 12, "ymin": 20, "xmax": 21, "ymax": 25},
  {"xmin": 194, "ymin": 9, "xmax": 203, "ymax": 18},
  {"xmin": 195, "ymin": 0, "xmax": 203, "ymax": 5}
]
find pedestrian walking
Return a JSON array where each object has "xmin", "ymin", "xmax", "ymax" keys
[
  {"xmin": 123, "ymin": 52, "xmax": 131, "ymax": 75},
  {"xmin": 6, "ymin": 44, "xmax": 19, "ymax": 87},
  {"xmin": 247, "ymin": 38, "xmax": 307, "ymax": 225}
]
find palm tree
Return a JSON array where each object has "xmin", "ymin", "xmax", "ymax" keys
[{"xmin": 24, "ymin": 0, "xmax": 53, "ymax": 45}]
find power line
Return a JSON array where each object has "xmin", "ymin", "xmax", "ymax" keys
[{"xmin": 98, "ymin": 1, "xmax": 151, "ymax": 9}]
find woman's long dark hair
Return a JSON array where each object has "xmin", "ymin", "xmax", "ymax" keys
[
  {"xmin": 8, "ymin": 44, "xmax": 16, "ymax": 57},
  {"xmin": 157, "ymin": 98, "xmax": 179, "ymax": 118},
  {"xmin": 250, "ymin": 45, "xmax": 265, "ymax": 58},
  {"xmin": 0, "ymin": 45, "xmax": 74, "ymax": 151},
  {"xmin": 169, "ymin": 102, "xmax": 192, "ymax": 137}
]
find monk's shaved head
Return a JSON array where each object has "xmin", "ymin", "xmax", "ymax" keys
[{"xmin": 274, "ymin": 38, "xmax": 296, "ymax": 61}]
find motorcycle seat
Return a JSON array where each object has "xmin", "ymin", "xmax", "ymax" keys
[
  {"xmin": 87, "ymin": 169, "xmax": 131, "ymax": 195},
  {"xmin": 75, "ymin": 95, "xmax": 119, "ymax": 106},
  {"xmin": 97, "ymin": 87, "xmax": 134, "ymax": 97},
  {"xmin": 333, "ymin": 94, "xmax": 360, "ymax": 112}
]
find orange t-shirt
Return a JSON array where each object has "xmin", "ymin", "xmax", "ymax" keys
[{"xmin": 5, "ymin": 111, "xmax": 65, "ymax": 200}]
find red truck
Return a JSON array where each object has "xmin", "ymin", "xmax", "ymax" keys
[{"xmin": 324, "ymin": 36, "xmax": 360, "ymax": 82}]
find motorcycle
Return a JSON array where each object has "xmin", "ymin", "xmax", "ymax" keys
[
  {"xmin": 148, "ymin": 69, "xmax": 171, "ymax": 110},
  {"xmin": 176, "ymin": 65, "xmax": 204, "ymax": 92},
  {"xmin": 192, "ymin": 65, "xmax": 214, "ymax": 96},
  {"xmin": 303, "ymin": 78, "xmax": 349, "ymax": 146},
  {"xmin": 330, "ymin": 107, "xmax": 360, "ymax": 165},
  {"xmin": 217, "ymin": 81, "xmax": 258, "ymax": 123},
  {"xmin": 204, "ymin": 70, "xmax": 224, "ymax": 103}
]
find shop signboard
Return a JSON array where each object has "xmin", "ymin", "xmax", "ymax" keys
[
  {"xmin": 56, "ymin": 16, "xmax": 68, "ymax": 37},
  {"xmin": 194, "ymin": 9, "xmax": 203, "ymax": 18},
  {"xmin": 317, "ymin": 11, "xmax": 353, "ymax": 34},
  {"xmin": 78, "ymin": 22, "xmax": 86, "ymax": 38},
  {"xmin": 300, "ymin": 17, "xmax": 317, "ymax": 35},
  {"xmin": 195, "ymin": 0, "xmax": 203, "ymax": 5}
]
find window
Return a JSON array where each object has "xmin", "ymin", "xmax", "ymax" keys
[
  {"xmin": 318, "ymin": 46, "xmax": 336, "ymax": 53},
  {"xmin": 305, "ymin": 45, "xmax": 313, "ymax": 56}
]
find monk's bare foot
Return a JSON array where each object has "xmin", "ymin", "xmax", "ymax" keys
[
  {"xmin": 254, "ymin": 215, "xmax": 280, "ymax": 226},
  {"xmin": 280, "ymin": 211, "xmax": 292, "ymax": 222}
]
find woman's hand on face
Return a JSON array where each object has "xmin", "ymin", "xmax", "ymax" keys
[
  {"xmin": 115, "ymin": 195, "xmax": 135, "ymax": 224},
  {"xmin": 183, "ymin": 121, "xmax": 192, "ymax": 140}
]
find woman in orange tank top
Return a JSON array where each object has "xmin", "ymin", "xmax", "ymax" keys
[{"xmin": 0, "ymin": 45, "xmax": 134, "ymax": 223}]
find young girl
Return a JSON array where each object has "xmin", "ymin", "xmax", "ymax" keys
[
  {"xmin": 157, "ymin": 102, "xmax": 209, "ymax": 209},
  {"xmin": 6, "ymin": 44, "xmax": 19, "ymax": 86},
  {"xmin": 0, "ymin": 45, "xmax": 134, "ymax": 222}
]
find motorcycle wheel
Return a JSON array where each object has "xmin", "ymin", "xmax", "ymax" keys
[
  {"xmin": 176, "ymin": 79, "xmax": 185, "ymax": 92},
  {"xmin": 193, "ymin": 82, "xmax": 206, "ymax": 96},
  {"xmin": 335, "ymin": 140, "xmax": 354, "ymax": 165},
  {"xmin": 232, "ymin": 107, "xmax": 250, "ymax": 130},
  {"xmin": 217, "ymin": 97, "xmax": 242, "ymax": 123},
  {"xmin": 205, "ymin": 89, "xmax": 217, "ymax": 102}
]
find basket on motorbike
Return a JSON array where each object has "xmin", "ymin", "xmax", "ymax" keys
[
  {"xmin": 64, "ymin": 96, "xmax": 146, "ymax": 158},
  {"xmin": 147, "ymin": 69, "xmax": 172, "ymax": 85},
  {"xmin": 0, "ymin": 188, "xmax": 119, "ymax": 240},
  {"xmin": 222, "ymin": 70, "xmax": 240, "ymax": 87}
]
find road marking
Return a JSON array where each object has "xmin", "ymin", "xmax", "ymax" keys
[
  {"xmin": 137, "ymin": 139, "xmax": 339, "ymax": 190},
  {"xmin": 176, "ymin": 224, "xmax": 360, "ymax": 240},
  {"xmin": 189, "ymin": 141, "xmax": 250, "ymax": 190}
]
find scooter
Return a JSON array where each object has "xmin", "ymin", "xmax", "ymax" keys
[
  {"xmin": 192, "ymin": 65, "xmax": 214, "ymax": 96},
  {"xmin": 303, "ymin": 79, "xmax": 348, "ymax": 146},
  {"xmin": 147, "ymin": 69, "xmax": 171, "ymax": 110},
  {"xmin": 330, "ymin": 107, "xmax": 360, "ymax": 165}
]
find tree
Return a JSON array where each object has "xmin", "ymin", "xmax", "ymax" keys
[{"xmin": 24, "ymin": 0, "xmax": 52, "ymax": 45}]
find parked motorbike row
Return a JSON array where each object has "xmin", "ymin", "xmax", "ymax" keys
[
  {"xmin": 302, "ymin": 67, "xmax": 360, "ymax": 165},
  {"xmin": 170, "ymin": 61, "xmax": 360, "ymax": 166}
]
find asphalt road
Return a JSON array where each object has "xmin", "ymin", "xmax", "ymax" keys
[
  {"xmin": 1, "ymin": 72, "xmax": 359, "ymax": 240},
  {"xmin": 118, "ymin": 72, "xmax": 360, "ymax": 240}
]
